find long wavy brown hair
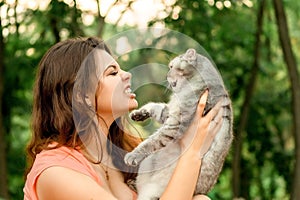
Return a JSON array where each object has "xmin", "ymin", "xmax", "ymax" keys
[{"xmin": 26, "ymin": 37, "xmax": 141, "ymax": 181}]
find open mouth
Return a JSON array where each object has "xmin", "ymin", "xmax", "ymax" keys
[
  {"xmin": 125, "ymin": 87, "xmax": 132, "ymax": 94},
  {"xmin": 124, "ymin": 86, "xmax": 136, "ymax": 98}
]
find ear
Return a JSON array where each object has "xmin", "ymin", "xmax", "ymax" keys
[{"xmin": 183, "ymin": 48, "xmax": 197, "ymax": 61}]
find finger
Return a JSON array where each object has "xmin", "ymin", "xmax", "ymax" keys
[
  {"xmin": 197, "ymin": 90, "xmax": 209, "ymax": 115},
  {"xmin": 209, "ymin": 110, "xmax": 223, "ymax": 136},
  {"xmin": 212, "ymin": 105, "xmax": 223, "ymax": 125},
  {"xmin": 199, "ymin": 109, "xmax": 223, "ymax": 159},
  {"xmin": 205, "ymin": 98, "xmax": 223, "ymax": 121}
]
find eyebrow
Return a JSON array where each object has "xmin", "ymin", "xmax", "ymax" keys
[{"xmin": 105, "ymin": 65, "xmax": 117, "ymax": 71}]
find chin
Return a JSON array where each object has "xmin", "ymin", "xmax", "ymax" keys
[
  {"xmin": 129, "ymin": 100, "xmax": 138, "ymax": 111},
  {"xmin": 114, "ymin": 100, "xmax": 138, "ymax": 117}
]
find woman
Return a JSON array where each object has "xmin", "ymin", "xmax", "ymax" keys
[{"xmin": 23, "ymin": 37, "xmax": 223, "ymax": 200}]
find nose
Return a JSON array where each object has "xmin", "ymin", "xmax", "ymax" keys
[{"xmin": 121, "ymin": 70, "xmax": 131, "ymax": 81}]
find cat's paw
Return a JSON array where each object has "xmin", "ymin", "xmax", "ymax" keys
[
  {"xmin": 130, "ymin": 109, "xmax": 150, "ymax": 121},
  {"xmin": 124, "ymin": 152, "xmax": 147, "ymax": 166}
]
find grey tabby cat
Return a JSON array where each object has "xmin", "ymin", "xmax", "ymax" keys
[{"xmin": 124, "ymin": 48, "xmax": 233, "ymax": 200}]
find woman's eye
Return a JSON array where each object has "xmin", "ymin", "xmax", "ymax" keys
[{"xmin": 110, "ymin": 71, "xmax": 118, "ymax": 75}]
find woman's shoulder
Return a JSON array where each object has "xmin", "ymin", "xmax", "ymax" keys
[
  {"xmin": 37, "ymin": 145, "xmax": 83, "ymax": 161},
  {"xmin": 36, "ymin": 165, "xmax": 116, "ymax": 200},
  {"xmin": 34, "ymin": 145, "xmax": 100, "ymax": 182},
  {"xmin": 24, "ymin": 145, "xmax": 102, "ymax": 199}
]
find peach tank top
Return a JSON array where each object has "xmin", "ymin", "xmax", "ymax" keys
[{"xmin": 23, "ymin": 145, "xmax": 137, "ymax": 200}]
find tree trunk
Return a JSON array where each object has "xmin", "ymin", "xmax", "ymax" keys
[
  {"xmin": 70, "ymin": 0, "xmax": 84, "ymax": 37},
  {"xmin": 232, "ymin": 0, "xmax": 265, "ymax": 198},
  {"xmin": 96, "ymin": 0, "xmax": 105, "ymax": 37},
  {"xmin": 272, "ymin": 0, "xmax": 300, "ymax": 199},
  {"xmin": 0, "ymin": 9, "xmax": 9, "ymax": 199}
]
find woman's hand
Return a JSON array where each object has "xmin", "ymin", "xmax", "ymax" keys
[{"xmin": 180, "ymin": 90, "xmax": 224, "ymax": 159}]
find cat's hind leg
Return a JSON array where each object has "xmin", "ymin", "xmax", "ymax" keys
[
  {"xmin": 136, "ymin": 182, "xmax": 161, "ymax": 200},
  {"xmin": 136, "ymin": 171, "xmax": 166, "ymax": 200}
]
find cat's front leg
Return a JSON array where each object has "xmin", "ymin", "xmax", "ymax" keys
[
  {"xmin": 124, "ymin": 151, "xmax": 148, "ymax": 166},
  {"xmin": 130, "ymin": 102, "xmax": 169, "ymax": 123}
]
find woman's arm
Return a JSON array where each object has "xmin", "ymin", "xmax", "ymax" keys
[{"xmin": 160, "ymin": 90, "xmax": 223, "ymax": 200}]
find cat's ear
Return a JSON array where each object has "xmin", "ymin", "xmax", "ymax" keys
[{"xmin": 183, "ymin": 48, "xmax": 197, "ymax": 61}]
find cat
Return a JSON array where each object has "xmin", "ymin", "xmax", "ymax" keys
[{"xmin": 124, "ymin": 48, "xmax": 233, "ymax": 200}]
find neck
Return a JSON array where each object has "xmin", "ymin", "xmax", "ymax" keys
[
  {"xmin": 80, "ymin": 115, "xmax": 114, "ymax": 163},
  {"xmin": 94, "ymin": 114, "xmax": 119, "ymax": 165},
  {"xmin": 97, "ymin": 114, "xmax": 116, "ymax": 136}
]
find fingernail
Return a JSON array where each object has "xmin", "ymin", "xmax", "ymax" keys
[{"xmin": 200, "ymin": 92, "xmax": 208, "ymax": 103}]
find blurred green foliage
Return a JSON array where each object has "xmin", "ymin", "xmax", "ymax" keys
[{"xmin": 0, "ymin": 0, "xmax": 299, "ymax": 199}]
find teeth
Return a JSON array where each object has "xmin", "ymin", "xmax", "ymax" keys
[{"xmin": 125, "ymin": 88, "xmax": 132, "ymax": 94}]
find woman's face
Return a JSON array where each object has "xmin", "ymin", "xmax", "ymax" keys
[{"xmin": 95, "ymin": 50, "xmax": 138, "ymax": 119}]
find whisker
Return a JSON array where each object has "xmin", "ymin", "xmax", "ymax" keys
[
  {"xmin": 160, "ymin": 80, "xmax": 172, "ymax": 95},
  {"xmin": 160, "ymin": 80, "xmax": 169, "ymax": 87},
  {"xmin": 165, "ymin": 55, "xmax": 171, "ymax": 62},
  {"xmin": 164, "ymin": 88, "xmax": 171, "ymax": 95}
]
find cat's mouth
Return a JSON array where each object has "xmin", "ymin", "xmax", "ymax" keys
[{"xmin": 170, "ymin": 80, "xmax": 177, "ymax": 88}]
